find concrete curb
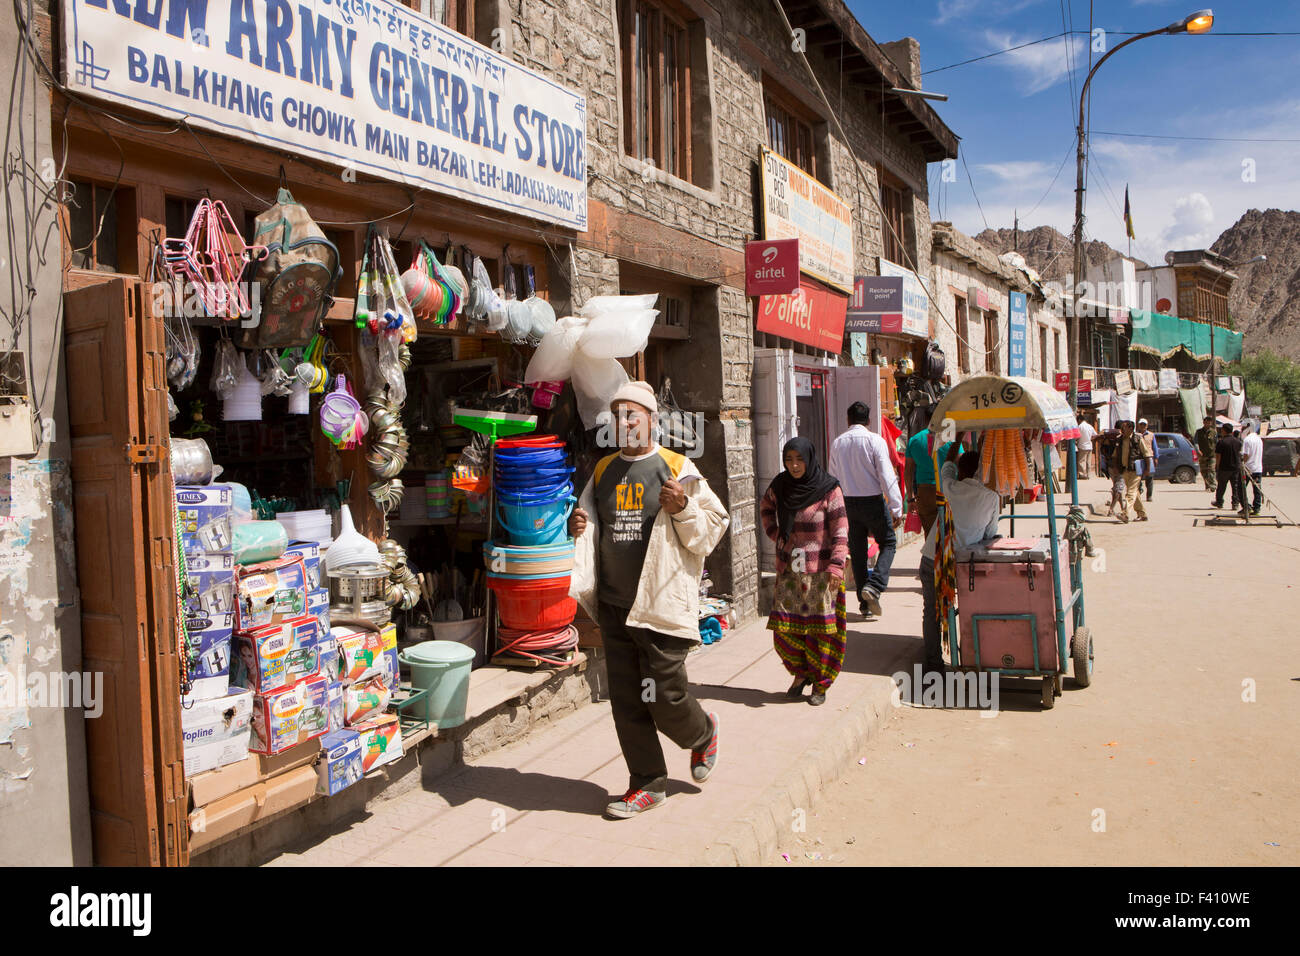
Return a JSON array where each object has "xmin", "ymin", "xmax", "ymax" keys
[{"xmin": 695, "ymin": 676, "xmax": 897, "ymax": 866}]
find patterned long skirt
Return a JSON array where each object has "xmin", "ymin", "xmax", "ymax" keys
[{"xmin": 768, "ymin": 571, "xmax": 847, "ymax": 692}]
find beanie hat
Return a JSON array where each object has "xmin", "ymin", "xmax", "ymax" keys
[{"xmin": 610, "ymin": 380, "xmax": 658, "ymax": 417}]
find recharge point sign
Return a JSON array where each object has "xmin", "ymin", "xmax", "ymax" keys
[{"xmin": 63, "ymin": 0, "xmax": 588, "ymax": 230}]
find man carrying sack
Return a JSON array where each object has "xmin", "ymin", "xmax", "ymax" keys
[{"xmin": 569, "ymin": 382, "xmax": 729, "ymax": 819}]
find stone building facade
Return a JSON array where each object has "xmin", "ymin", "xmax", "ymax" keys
[
  {"xmin": 509, "ymin": 0, "xmax": 957, "ymax": 619},
  {"xmin": 931, "ymin": 222, "xmax": 1069, "ymax": 388}
]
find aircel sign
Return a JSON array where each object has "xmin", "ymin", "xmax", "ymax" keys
[{"xmin": 63, "ymin": 0, "xmax": 588, "ymax": 230}]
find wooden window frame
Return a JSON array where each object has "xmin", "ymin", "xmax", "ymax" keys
[
  {"xmin": 405, "ymin": 0, "xmax": 475, "ymax": 41},
  {"xmin": 64, "ymin": 179, "xmax": 137, "ymax": 275},
  {"xmin": 1039, "ymin": 325, "xmax": 1049, "ymax": 382},
  {"xmin": 1054, "ymin": 329, "xmax": 1062, "ymax": 372},
  {"xmin": 984, "ymin": 309, "xmax": 999, "ymax": 374},
  {"xmin": 763, "ymin": 80, "xmax": 819, "ymax": 180},
  {"xmin": 954, "ymin": 293, "xmax": 970, "ymax": 374},
  {"xmin": 878, "ymin": 167, "xmax": 910, "ymax": 266},
  {"xmin": 620, "ymin": 0, "xmax": 693, "ymax": 182}
]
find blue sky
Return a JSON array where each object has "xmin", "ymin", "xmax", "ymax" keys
[{"xmin": 847, "ymin": 0, "xmax": 1300, "ymax": 264}]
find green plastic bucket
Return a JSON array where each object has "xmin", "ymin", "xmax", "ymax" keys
[{"xmin": 398, "ymin": 640, "xmax": 475, "ymax": 728}]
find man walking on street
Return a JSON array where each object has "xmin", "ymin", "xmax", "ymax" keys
[
  {"xmin": 1076, "ymin": 414, "xmax": 1096, "ymax": 479},
  {"xmin": 1136, "ymin": 418, "xmax": 1158, "ymax": 502},
  {"xmin": 1196, "ymin": 418, "xmax": 1218, "ymax": 492},
  {"xmin": 1242, "ymin": 423, "xmax": 1264, "ymax": 516},
  {"xmin": 829, "ymin": 402, "xmax": 903, "ymax": 619},
  {"xmin": 1115, "ymin": 420, "xmax": 1148, "ymax": 523},
  {"xmin": 1213, "ymin": 422, "xmax": 1245, "ymax": 514},
  {"xmin": 568, "ymin": 381, "xmax": 729, "ymax": 819}
]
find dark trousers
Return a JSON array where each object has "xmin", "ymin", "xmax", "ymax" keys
[
  {"xmin": 1248, "ymin": 472, "xmax": 1263, "ymax": 512},
  {"xmin": 918, "ymin": 556, "xmax": 943, "ymax": 671},
  {"xmin": 597, "ymin": 601, "xmax": 711, "ymax": 793},
  {"xmin": 845, "ymin": 495, "xmax": 896, "ymax": 596},
  {"xmin": 1214, "ymin": 469, "xmax": 1243, "ymax": 509},
  {"xmin": 1142, "ymin": 470, "xmax": 1154, "ymax": 499}
]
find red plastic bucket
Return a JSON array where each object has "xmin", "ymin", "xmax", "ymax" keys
[
  {"xmin": 487, "ymin": 573, "xmax": 577, "ymax": 631},
  {"xmin": 496, "ymin": 434, "xmax": 564, "ymax": 449}
]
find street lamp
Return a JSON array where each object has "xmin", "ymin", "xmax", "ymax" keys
[
  {"xmin": 1069, "ymin": 9, "xmax": 1215, "ymax": 410},
  {"xmin": 1207, "ymin": 254, "xmax": 1266, "ymax": 376}
]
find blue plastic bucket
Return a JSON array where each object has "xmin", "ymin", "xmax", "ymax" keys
[
  {"xmin": 496, "ymin": 480, "xmax": 574, "ymax": 505},
  {"xmin": 496, "ymin": 495, "xmax": 575, "ymax": 546},
  {"xmin": 496, "ymin": 464, "xmax": 574, "ymax": 483}
]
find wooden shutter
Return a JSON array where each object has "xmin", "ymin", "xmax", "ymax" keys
[{"xmin": 65, "ymin": 278, "xmax": 187, "ymax": 866}]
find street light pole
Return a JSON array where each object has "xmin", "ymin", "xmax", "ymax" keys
[{"xmin": 1069, "ymin": 9, "xmax": 1214, "ymax": 411}]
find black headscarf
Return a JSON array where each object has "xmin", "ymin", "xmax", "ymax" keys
[{"xmin": 768, "ymin": 437, "xmax": 840, "ymax": 539}]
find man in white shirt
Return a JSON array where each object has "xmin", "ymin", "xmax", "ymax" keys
[
  {"xmin": 828, "ymin": 402, "xmax": 902, "ymax": 618},
  {"xmin": 917, "ymin": 441, "xmax": 1001, "ymax": 673},
  {"xmin": 1242, "ymin": 423, "xmax": 1264, "ymax": 516},
  {"xmin": 1076, "ymin": 416, "xmax": 1096, "ymax": 479}
]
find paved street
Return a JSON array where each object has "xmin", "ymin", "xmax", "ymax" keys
[
  {"xmin": 262, "ymin": 471, "xmax": 1300, "ymax": 867},
  {"xmin": 774, "ymin": 472, "xmax": 1300, "ymax": 866}
]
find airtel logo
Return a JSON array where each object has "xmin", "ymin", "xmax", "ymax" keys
[{"xmin": 763, "ymin": 246, "xmax": 779, "ymax": 263}]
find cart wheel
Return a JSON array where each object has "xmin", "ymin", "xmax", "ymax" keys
[
  {"xmin": 1070, "ymin": 627, "xmax": 1093, "ymax": 688},
  {"xmin": 1041, "ymin": 676, "xmax": 1056, "ymax": 709}
]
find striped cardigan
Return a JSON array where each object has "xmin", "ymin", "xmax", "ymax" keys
[{"xmin": 759, "ymin": 485, "xmax": 850, "ymax": 577}]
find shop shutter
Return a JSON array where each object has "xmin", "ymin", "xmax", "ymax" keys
[{"xmin": 64, "ymin": 278, "xmax": 188, "ymax": 866}]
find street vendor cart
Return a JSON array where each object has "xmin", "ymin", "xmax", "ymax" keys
[{"xmin": 930, "ymin": 376, "xmax": 1094, "ymax": 709}]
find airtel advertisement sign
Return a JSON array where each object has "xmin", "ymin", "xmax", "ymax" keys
[
  {"xmin": 756, "ymin": 277, "xmax": 848, "ymax": 352},
  {"xmin": 745, "ymin": 239, "xmax": 799, "ymax": 296}
]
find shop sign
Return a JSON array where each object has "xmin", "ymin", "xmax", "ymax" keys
[
  {"xmin": 745, "ymin": 239, "xmax": 799, "ymax": 296},
  {"xmin": 844, "ymin": 275, "xmax": 902, "ymax": 333},
  {"xmin": 62, "ymin": 0, "xmax": 588, "ymax": 230},
  {"xmin": 794, "ymin": 371, "xmax": 813, "ymax": 397},
  {"xmin": 1055, "ymin": 372, "xmax": 1070, "ymax": 392},
  {"xmin": 878, "ymin": 259, "xmax": 929, "ymax": 338},
  {"xmin": 1076, "ymin": 379, "xmax": 1092, "ymax": 404},
  {"xmin": 759, "ymin": 147, "xmax": 853, "ymax": 293},
  {"xmin": 757, "ymin": 277, "xmax": 848, "ymax": 352},
  {"xmin": 971, "ymin": 288, "xmax": 989, "ymax": 311},
  {"xmin": 1008, "ymin": 290, "xmax": 1028, "ymax": 377}
]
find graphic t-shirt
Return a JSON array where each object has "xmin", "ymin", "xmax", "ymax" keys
[{"xmin": 595, "ymin": 450, "xmax": 672, "ymax": 609}]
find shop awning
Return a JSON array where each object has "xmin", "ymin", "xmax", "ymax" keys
[
  {"xmin": 1128, "ymin": 310, "xmax": 1242, "ymax": 364},
  {"xmin": 931, "ymin": 375, "xmax": 1080, "ymax": 444}
]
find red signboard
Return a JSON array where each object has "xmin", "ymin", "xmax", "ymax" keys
[
  {"xmin": 757, "ymin": 277, "xmax": 848, "ymax": 352},
  {"xmin": 1055, "ymin": 372, "xmax": 1070, "ymax": 391},
  {"xmin": 745, "ymin": 239, "xmax": 800, "ymax": 296},
  {"xmin": 1077, "ymin": 379, "xmax": 1092, "ymax": 404}
]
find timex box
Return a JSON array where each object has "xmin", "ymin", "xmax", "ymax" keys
[
  {"xmin": 175, "ymin": 485, "xmax": 236, "ymax": 554},
  {"xmin": 283, "ymin": 541, "xmax": 323, "ymax": 592},
  {"xmin": 315, "ymin": 729, "xmax": 363, "ymax": 796},
  {"xmin": 183, "ymin": 552, "xmax": 237, "ymax": 618}
]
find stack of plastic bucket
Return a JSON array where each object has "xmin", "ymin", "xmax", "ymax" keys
[
  {"xmin": 487, "ymin": 436, "xmax": 578, "ymax": 642},
  {"xmin": 426, "ymin": 471, "xmax": 450, "ymax": 518}
]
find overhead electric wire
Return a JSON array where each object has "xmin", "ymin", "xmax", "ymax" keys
[
  {"xmin": 1093, "ymin": 129, "xmax": 1300, "ymax": 143},
  {"xmin": 922, "ymin": 31, "xmax": 1071, "ymax": 75}
]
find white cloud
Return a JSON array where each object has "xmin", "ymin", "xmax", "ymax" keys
[
  {"xmin": 986, "ymin": 30, "xmax": 1090, "ymax": 96},
  {"xmin": 937, "ymin": 0, "xmax": 1044, "ymax": 26},
  {"xmin": 978, "ymin": 160, "xmax": 1052, "ymax": 182}
]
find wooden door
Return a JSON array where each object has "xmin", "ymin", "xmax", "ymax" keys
[{"xmin": 65, "ymin": 278, "xmax": 187, "ymax": 866}]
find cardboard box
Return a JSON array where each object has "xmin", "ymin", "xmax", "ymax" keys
[
  {"xmin": 187, "ymin": 765, "xmax": 317, "ymax": 853},
  {"xmin": 283, "ymin": 541, "xmax": 323, "ymax": 592},
  {"xmin": 183, "ymin": 726, "xmax": 251, "ymax": 776},
  {"xmin": 175, "ymin": 484, "xmax": 235, "ymax": 554},
  {"xmin": 187, "ymin": 754, "xmax": 259, "ymax": 808},
  {"xmin": 353, "ymin": 713, "xmax": 403, "ymax": 773},
  {"xmin": 307, "ymin": 588, "xmax": 332, "ymax": 664},
  {"xmin": 316, "ymin": 729, "xmax": 363, "ymax": 796},
  {"xmin": 327, "ymin": 680, "xmax": 345, "ymax": 732},
  {"xmin": 183, "ymin": 552, "xmax": 237, "ymax": 617},
  {"xmin": 249, "ymin": 675, "xmax": 330, "ymax": 754},
  {"xmin": 343, "ymin": 675, "xmax": 391, "ymax": 726},
  {"xmin": 232, "ymin": 617, "xmax": 319, "ymax": 693},
  {"xmin": 380, "ymin": 621, "xmax": 400, "ymax": 688},
  {"xmin": 256, "ymin": 739, "xmax": 320, "ymax": 780},
  {"xmin": 181, "ymin": 686, "xmax": 253, "ymax": 749},
  {"xmin": 333, "ymin": 625, "xmax": 398, "ymax": 685},
  {"xmin": 235, "ymin": 556, "xmax": 308, "ymax": 631}
]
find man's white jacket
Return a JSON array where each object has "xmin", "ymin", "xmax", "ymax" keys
[{"xmin": 569, "ymin": 446, "xmax": 729, "ymax": 643}]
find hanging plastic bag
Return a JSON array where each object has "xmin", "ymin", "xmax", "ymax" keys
[
  {"xmin": 577, "ymin": 293, "xmax": 659, "ymax": 359},
  {"xmin": 571, "ymin": 353, "xmax": 630, "ymax": 429},
  {"xmin": 377, "ymin": 331, "xmax": 407, "ymax": 406},
  {"xmin": 210, "ymin": 337, "xmax": 241, "ymax": 399},
  {"xmin": 524, "ymin": 315, "xmax": 588, "ymax": 383}
]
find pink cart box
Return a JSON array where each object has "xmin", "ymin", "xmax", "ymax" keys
[{"xmin": 956, "ymin": 538, "xmax": 1067, "ymax": 673}]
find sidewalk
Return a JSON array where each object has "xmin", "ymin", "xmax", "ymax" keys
[{"xmin": 264, "ymin": 550, "xmax": 929, "ymax": 867}]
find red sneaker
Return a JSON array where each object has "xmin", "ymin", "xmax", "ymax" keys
[
  {"xmin": 605, "ymin": 787, "xmax": 665, "ymax": 819},
  {"xmin": 691, "ymin": 713, "xmax": 719, "ymax": 783}
]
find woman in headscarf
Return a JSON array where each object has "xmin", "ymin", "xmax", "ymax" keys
[{"xmin": 759, "ymin": 437, "xmax": 850, "ymax": 706}]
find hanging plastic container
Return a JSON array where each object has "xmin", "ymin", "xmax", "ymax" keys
[{"xmin": 398, "ymin": 640, "xmax": 475, "ymax": 727}]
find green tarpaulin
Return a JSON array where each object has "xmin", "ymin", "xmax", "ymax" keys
[{"xmin": 1128, "ymin": 309, "xmax": 1242, "ymax": 363}]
